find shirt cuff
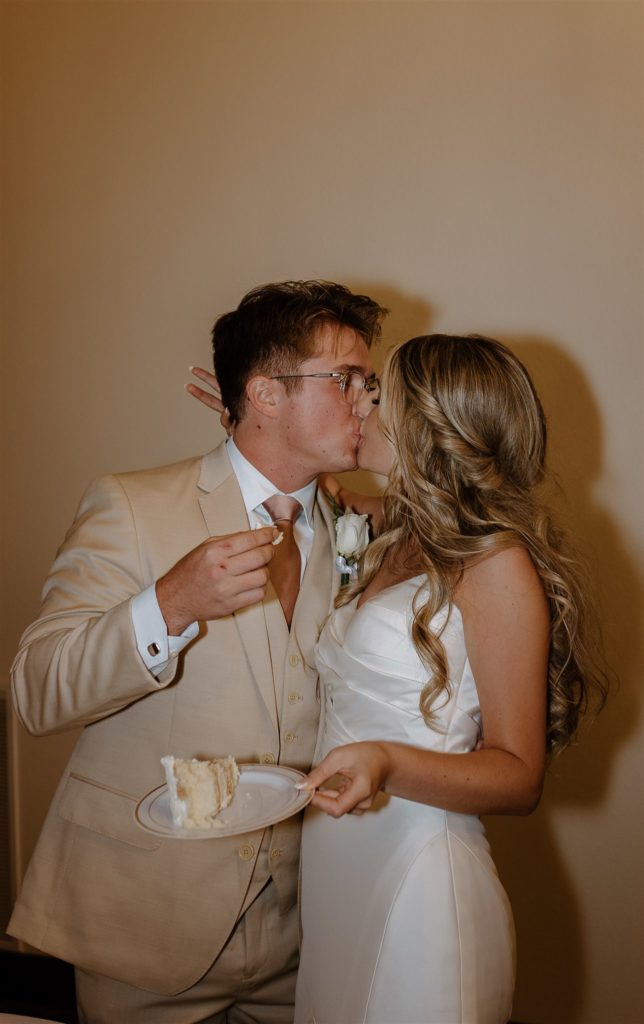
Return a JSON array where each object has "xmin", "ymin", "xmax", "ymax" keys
[{"xmin": 131, "ymin": 585, "xmax": 199, "ymax": 677}]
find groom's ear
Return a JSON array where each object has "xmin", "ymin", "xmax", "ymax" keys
[{"xmin": 245, "ymin": 376, "xmax": 281, "ymax": 419}]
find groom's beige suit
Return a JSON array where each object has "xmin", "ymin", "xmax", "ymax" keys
[{"xmin": 9, "ymin": 442, "xmax": 336, "ymax": 995}]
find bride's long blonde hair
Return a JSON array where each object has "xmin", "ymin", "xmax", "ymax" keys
[{"xmin": 340, "ymin": 334, "xmax": 607, "ymax": 755}]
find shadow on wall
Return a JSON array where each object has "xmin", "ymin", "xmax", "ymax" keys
[
  {"xmin": 486, "ymin": 336, "xmax": 642, "ymax": 1024},
  {"xmin": 348, "ymin": 279, "xmax": 436, "ymax": 365}
]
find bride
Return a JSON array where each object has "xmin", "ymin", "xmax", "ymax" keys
[{"xmin": 189, "ymin": 334, "xmax": 606, "ymax": 1024}]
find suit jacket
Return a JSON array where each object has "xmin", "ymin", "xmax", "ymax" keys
[{"xmin": 9, "ymin": 443, "xmax": 337, "ymax": 994}]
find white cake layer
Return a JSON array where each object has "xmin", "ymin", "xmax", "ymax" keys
[{"xmin": 161, "ymin": 755, "xmax": 240, "ymax": 829}]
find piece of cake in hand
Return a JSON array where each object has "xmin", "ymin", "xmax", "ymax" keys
[{"xmin": 161, "ymin": 755, "xmax": 240, "ymax": 829}]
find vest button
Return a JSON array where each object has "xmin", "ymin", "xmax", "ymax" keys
[
  {"xmin": 287, "ymin": 691, "xmax": 301, "ymax": 704},
  {"xmin": 270, "ymin": 847, "xmax": 283, "ymax": 862},
  {"xmin": 260, "ymin": 753, "xmax": 276, "ymax": 764},
  {"xmin": 284, "ymin": 731, "xmax": 295, "ymax": 744},
  {"xmin": 289, "ymin": 653, "xmax": 300, "ymax": 667},
  {"xmin": 238, "ymin": 844, "xmax": 255, "ymax": 861}
]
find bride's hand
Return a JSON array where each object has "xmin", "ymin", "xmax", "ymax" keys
[
  {"xmin": 297, "ymin": 742, "xmax": 390, "ymax": 817},
  {"xmin": 318, "ymin": 475, "xmax": 384, "ymax": 535},
  {"xmin": 186, "ymin": 367, "xmax": 232, "ymax": 433},
  {"xmin": 318, "ymin": 473, "xmax": 343, "ymax": 503}
]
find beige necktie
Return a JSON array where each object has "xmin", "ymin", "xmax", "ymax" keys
[{"xmin": 263, "ymin": 494, "xmax": 303, "ymax": 627}]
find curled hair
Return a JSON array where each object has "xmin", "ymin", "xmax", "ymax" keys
[
  {"xmin": 212, "ymin": 280, "xmax": 387, "ymax": 423},
  {"xmin": 340, "ymin": 334, "xmax": 608, "ymax": 755}
]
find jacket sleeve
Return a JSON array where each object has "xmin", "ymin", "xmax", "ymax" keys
[{"xmin": 11, "ymin": 474, "xmax": 181, "ymax": 736}]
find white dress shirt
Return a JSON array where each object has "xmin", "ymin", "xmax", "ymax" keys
[{"xmin": 131, "ymin": 438, "xmax": 317, "ymax": 675}]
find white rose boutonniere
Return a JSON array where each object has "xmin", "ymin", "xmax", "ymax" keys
[{"xmin": 329, "ymin": 496, "xmax": 370, "ymax": 585}]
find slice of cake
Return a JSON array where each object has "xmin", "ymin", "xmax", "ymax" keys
[{"xmin": 161, "ymin": 755, "xmax": 240, "ymax": 829}]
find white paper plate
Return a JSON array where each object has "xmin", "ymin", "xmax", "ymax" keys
[{"xmin": 135, "ymin": 764, "xmax": 313, "ymax": 839}]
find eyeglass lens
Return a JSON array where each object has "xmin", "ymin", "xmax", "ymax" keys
[{"xmin": 342, "ymin": 371, "xmax": 378, "ymax": 402}]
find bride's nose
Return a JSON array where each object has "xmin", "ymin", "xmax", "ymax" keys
[{"xmin": 352, "ymin": 386, "xmax": 378, "ymax": 419}]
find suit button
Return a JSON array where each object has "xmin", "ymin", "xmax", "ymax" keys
[
  {"xmin": 287, "ymin": 692, "xmax": 301, "ymax": 704},
  {"xmin": 289, "ymin": 654, "xmax": 300, "ymax": 667},
  {"xmin": 284, "ymin": 731, "xmax": 295, "ymax": 744},
  {"xmin": 238, "ymin": 844, "xmax": 255, "ymax": 861},
  {"xmin": 260, "ymin": 753, "xmax": 276, "ymax": 765},
  {"xmin": 270, "ymin": 848, "xmax": 282, "ymax": 862}
]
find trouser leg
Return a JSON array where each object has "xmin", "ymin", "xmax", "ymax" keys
[{"xmin": 75, "ymin": 879, "xmax": 299, "ymax": 1024}]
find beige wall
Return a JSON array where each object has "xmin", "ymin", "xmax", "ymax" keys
[{"xmin": 1, "ymin": 1, "xmax": 642, "ymax": 1021}]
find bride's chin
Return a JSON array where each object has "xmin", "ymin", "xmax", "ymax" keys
[
  {"xmin": 357, "ymin": 455, "xmax": 393, "ymax": 479},
  {"xmin": 357, "ymin": 453, "xmax": 376, "ymax": 473}
]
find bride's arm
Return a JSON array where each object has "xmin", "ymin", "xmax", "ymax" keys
[
  {"xmin": 300, "ymin": 546, "xmax": 549, "ymax": 817},
  {"xmin": 186, "ymin": 367, "xmax": 232, "ymax": 431}
]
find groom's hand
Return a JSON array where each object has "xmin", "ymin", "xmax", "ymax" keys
[
  {"xmin": 156, "ymin": 526, "xmax": 279, "ymax": 635},
  {"xmin": 298, "ymin": 741, "xmax": 391, "ymax": 818}
]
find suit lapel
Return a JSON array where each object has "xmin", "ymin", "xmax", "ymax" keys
[
  {"xmin": 317, "ymin": 486, "xmax": 342, "ymax": 602},
  {"xmin": 197, "ymin": 446, "xmax": 279, "ymax": 732}
]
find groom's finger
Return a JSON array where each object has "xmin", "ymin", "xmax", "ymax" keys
[
  {"xmin": 156, "ymin": 526, "xmax": 279, "ymax": 633},
  {"xmin": 224, "ymin": 530, "xmax": 281, "ymax": 578}
]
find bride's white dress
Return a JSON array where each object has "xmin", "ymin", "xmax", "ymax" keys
[{"xmin": 295, "ymin": 577, "xmax": 516, "ymax": 1024}]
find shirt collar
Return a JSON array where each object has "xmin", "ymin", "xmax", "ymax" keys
[{"xmin": 226, "ymin": 437, "xmax": 316, "ymax": 529}]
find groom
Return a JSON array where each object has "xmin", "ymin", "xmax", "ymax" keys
[{"xmin": 9, "ymin": 281, "xmax": 385, "ymax": 1023}]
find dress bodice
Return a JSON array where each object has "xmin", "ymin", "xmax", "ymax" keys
[{"xmin": 315, "ymin": 575, "xmax": 482, "ymax": 758}]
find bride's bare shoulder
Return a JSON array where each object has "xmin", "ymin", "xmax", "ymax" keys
[{"xmin": 454, "ymin": 546, "xmax": 546, "ymax": 613}]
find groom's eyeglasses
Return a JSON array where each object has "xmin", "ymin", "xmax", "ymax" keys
[{"xmin": 270, "ymin": 370, "xmax": 380, "ymax": 404}]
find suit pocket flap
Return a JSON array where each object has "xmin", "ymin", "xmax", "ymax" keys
[{"xmin": 58, "ymin": 774, "xmax": 161, "ymax": 851}]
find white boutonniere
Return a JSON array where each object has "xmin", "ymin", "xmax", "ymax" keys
[{"xmin": 327, "ymin": 493, "xmax": 370, "ymax": 586}]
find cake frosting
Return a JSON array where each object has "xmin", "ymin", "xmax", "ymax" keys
[{"xmin": 161, "ymin": 755, "xmax": 240, "ymax": 829}]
